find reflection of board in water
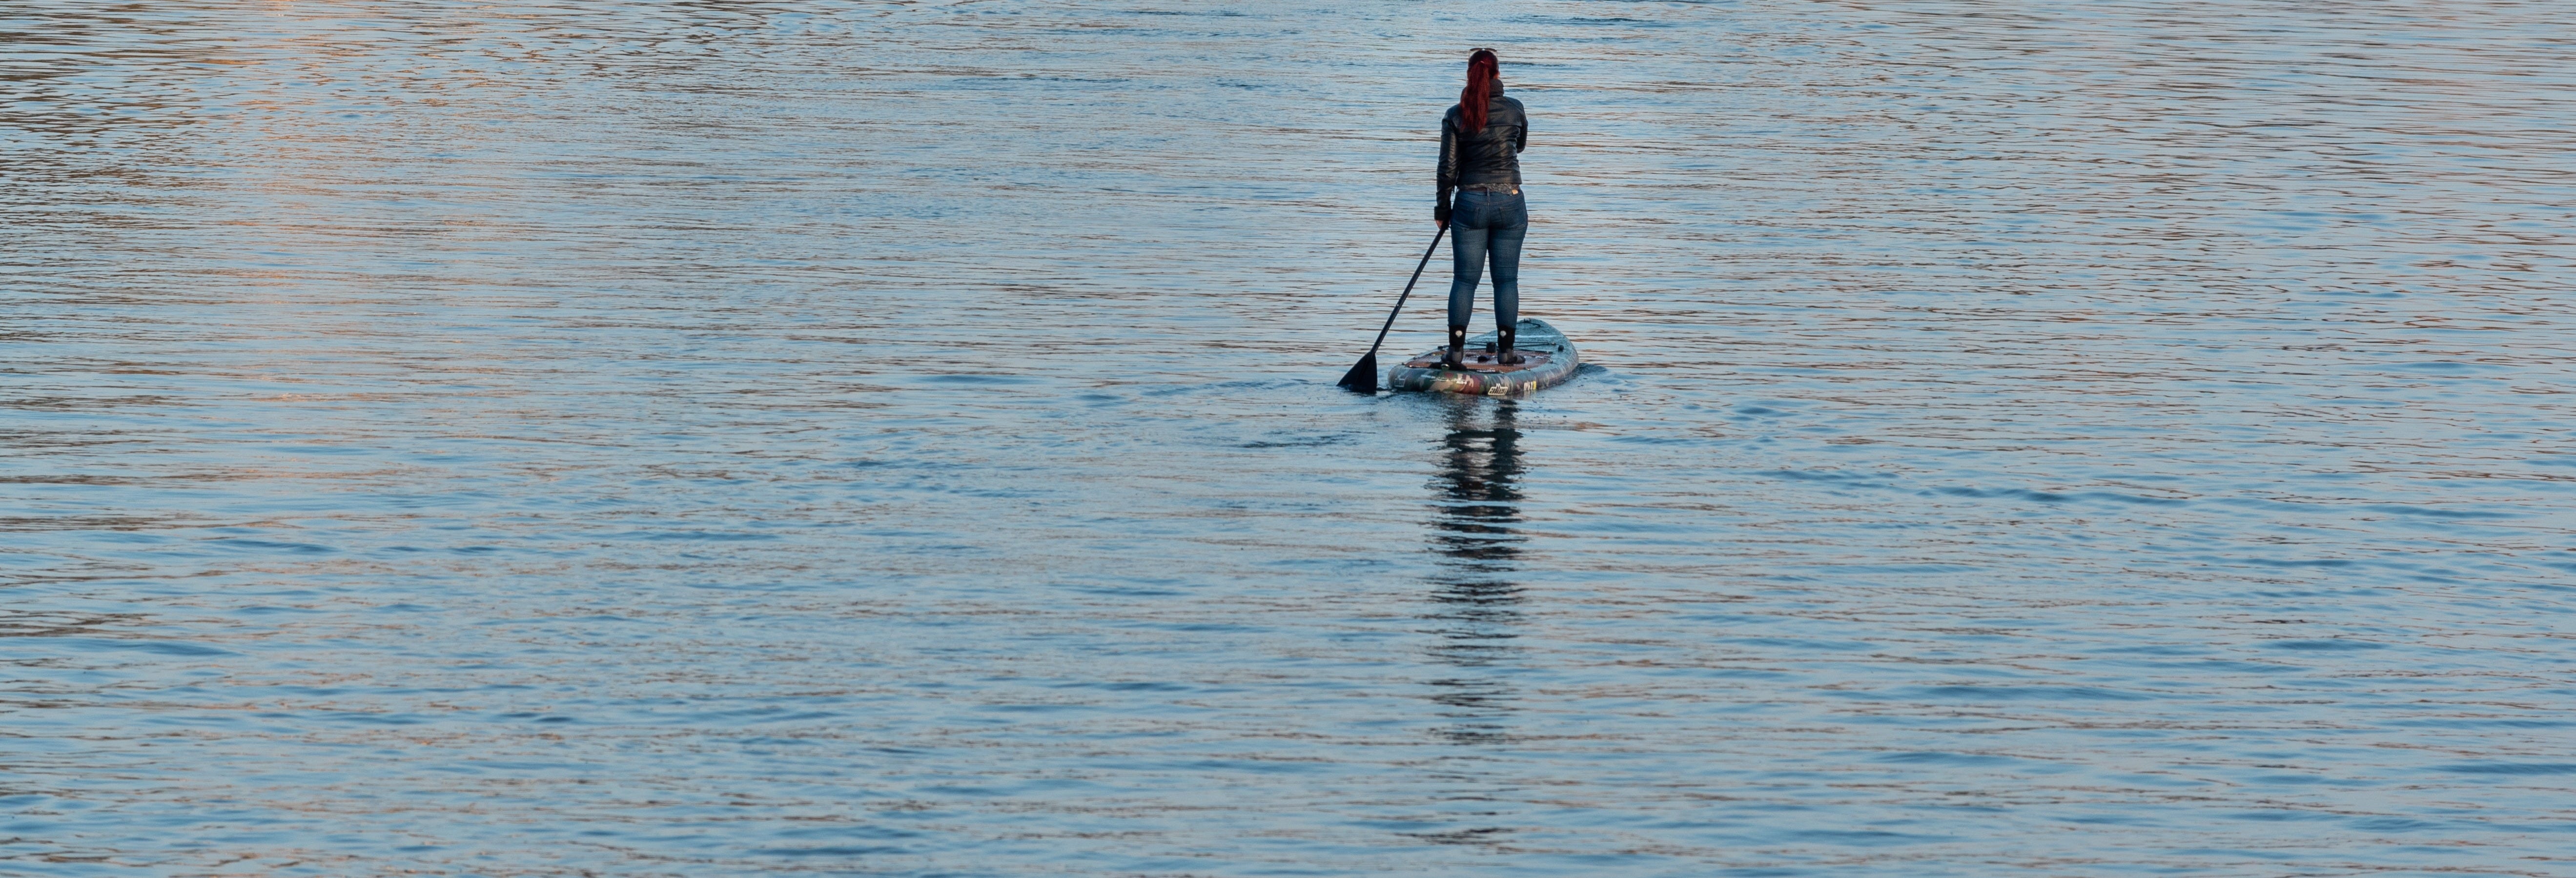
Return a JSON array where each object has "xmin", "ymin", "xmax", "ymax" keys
[{"xmin": 1388, "ymin": 318, "xmax": 1579, "ymax": 396}]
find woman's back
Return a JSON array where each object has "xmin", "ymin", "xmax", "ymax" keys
[{"xmin": 1440, "ymin": 95, "xmax": 1527, "ymax": 190}]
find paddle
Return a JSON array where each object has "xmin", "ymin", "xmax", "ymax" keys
[{"xmin": 1336, "ymin": 225, "xmax": 1448, "ymax": 394}]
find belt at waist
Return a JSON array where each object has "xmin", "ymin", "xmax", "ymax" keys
[{"xmin": 1456, "ymin": 184, "xmax": 1521, "ymax": 194}]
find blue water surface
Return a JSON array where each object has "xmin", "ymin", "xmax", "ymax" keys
[{"xmin": 4, "ymin": 1, "xmax": 2573, "ymax": 875}]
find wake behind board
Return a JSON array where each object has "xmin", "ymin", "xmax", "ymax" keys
[{"xmin": 1387, "ymin": 317, "xmax": 1579, "ymax": 396}]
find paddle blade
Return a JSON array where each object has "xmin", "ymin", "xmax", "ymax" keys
[{"xmin": 1336, "ymin": 351, "xmax": 1379, "ymax": 394}]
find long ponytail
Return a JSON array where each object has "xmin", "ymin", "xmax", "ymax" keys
[{"xmin": 1457, "ymin": 49, "xmax": 1499, "ymax": 133}]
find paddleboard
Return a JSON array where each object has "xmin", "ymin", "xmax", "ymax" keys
[{"xmin": 1387, "ymin": 317, "xmax": 1579, "ymax": 396}]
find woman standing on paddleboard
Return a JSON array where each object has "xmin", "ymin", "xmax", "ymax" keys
[{"xmin": 1435, "ymin": 48, "xmax": 1529, "ymax": 369}]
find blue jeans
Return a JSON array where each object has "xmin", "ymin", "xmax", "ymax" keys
[{"xmin": 1447, "ymin": 189, "xmax": 1527, "ymax": 330}]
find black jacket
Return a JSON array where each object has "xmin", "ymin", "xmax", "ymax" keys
[{"xmin": 1436, "ymin": 92, "xmax": 1527, "ymax": 221}]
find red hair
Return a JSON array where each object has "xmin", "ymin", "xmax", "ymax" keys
[{"xmin": 1458, "ymin": 49, "xmax": 1499, "ymax": 133}]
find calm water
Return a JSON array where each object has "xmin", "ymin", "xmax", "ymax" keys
[{"xmin": 6, "ymin": 1, "xmax": 2575, "ymax": 875}]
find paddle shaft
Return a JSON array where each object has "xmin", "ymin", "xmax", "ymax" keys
[{"xmin": 1362, "ymin": 225, "xmax": 1448, "ymax": 361}]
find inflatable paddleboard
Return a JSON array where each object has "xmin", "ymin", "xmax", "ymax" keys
[{"xmin": 1387, "ymin": 317, "xmax": 1579, "ymax": 396}]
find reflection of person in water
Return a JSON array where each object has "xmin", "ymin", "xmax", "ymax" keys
[{"xmin": 1424, "ymin": 400, "xmax": 1525, "ymax": 746}]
